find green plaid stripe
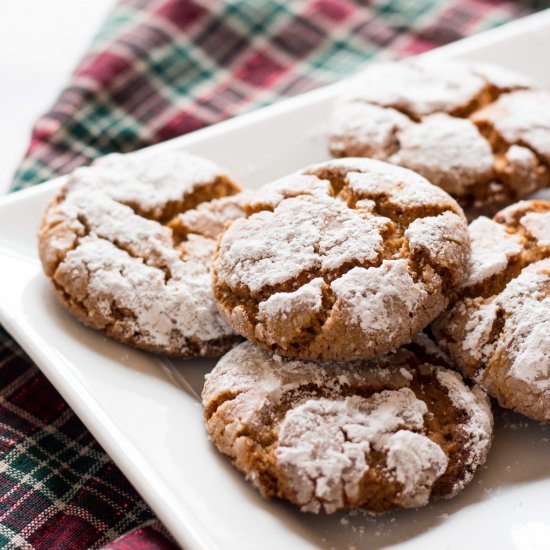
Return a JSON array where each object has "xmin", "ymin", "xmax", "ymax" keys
[{"xmin": 0, "ymin": 326, "xmax": 155, "ymax": 549}]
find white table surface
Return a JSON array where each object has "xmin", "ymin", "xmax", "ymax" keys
[{"xmin": 0, "ymin": 0, "xmax": 115, "ymax": 195}]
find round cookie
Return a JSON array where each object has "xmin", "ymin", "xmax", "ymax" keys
[
  {"xmin": 432, "ymin": 200, "xmax": 550, "ymax": 422},
  {"xmin": 212, "ymin": 158, "xmax": 470, "ymax": 361},
  {"xmin": 329, "ymin": 60, "xmax": 550, "ymax": 211},
  {"xmin": 202, "ymin": 339, "xmax": 493, "ymax": 514},
  {"xmin": 38, "ymin": 150, "xmax": 246, "ymax": 357}
]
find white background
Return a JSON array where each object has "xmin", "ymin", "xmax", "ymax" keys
[{"xmin": 0, "ymin": 0, "xmax": 115, "ymax": 194}]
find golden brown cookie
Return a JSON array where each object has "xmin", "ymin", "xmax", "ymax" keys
[
  {"xmin": 212, "ymin": 158, "xmax": 470, "ymax": 361},
  {"xmin": 202, "ymin": 339, "xmax": 493, "ymax": 514},
  {"xmin": 329, "ymin": 60, "xmax": 550, "ymax": 212},
  {"xmin": 38, "ymin": 150, "xmax": 245, "ymax": 357},
  {"xmin": 432, "ymin": 200, "xmax": 550, "ymax": 421}
]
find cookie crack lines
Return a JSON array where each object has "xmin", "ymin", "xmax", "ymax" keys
[
  {"xmin": 473, "ymin": 118, "xmax": 550, "ymax": 207},
  {"xmin": 350, "ymin": 63, "xmax": 523, "ymax": 122},
  {"xmin": 450, "ymin": 67, "xmax": 526, "ymax": 117},
  {"xmin": 75, "ymin": 210, "xmax": 175, "ymax": 284},
  {"xmin": 304, "ymin": 164, "xmax": 459, "ymax": 226},
  {"xmin": 329, "ymin": 60, "xmax": 550, "ymax": 211},
  {"xmin": 38, "ymin": 150, "xmax": 245, "ymax": 357},
  {"xmin": 455, "ymin": 200, "xmax": 550, "ymax": 303},
  {"xmin": 432, "ymin": 200, "xmax": 550, "ymax": 422},
  {"xmin": 213, "ymin": 158, "xmax": 470, "ymax": 361},
  {"xmin": 202, "ymin": 341, "xmax": 493, "ymax": 514}
]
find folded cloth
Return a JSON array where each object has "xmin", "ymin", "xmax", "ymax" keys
[{"xmin": 2, "ymin": 0, "xmax": 544, "ymax": 548}]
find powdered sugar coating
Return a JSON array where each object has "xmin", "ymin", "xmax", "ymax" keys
[
  {"xmin": 217, "ymin": 192, "xmax": 386, "ymax": 293},
  {"xmin": 246, "ymin": 174, "xmax": 331, "ymax": 212},
  {"xmin": 405, "ymin": 211, "xmax": 471, "ymax": 287},
  {"xmin": 83, "ymin": 151, "xmax": 226, "ymax": 219},
  {"xmin": 465, "ymin": 216, "xmax": 523, "ymax": 287},
  {"xmin": 436, "ymin": 262, "xmax": 550, "ymax": 421},
  {"xmin": 520, "ymin": 211, "xmax": 550, "ymax": 246},
  {"xmin": 329, "ymin": 59, "xmax": 548, "ymax": 208},
  {"xmin": 505, "ymin": 267, "xmax": 550, "ymax": 392},
  {"xmin": 434, "ymin": 369, "xmax": 493, "ymax": 495},
  {"xmin": 473, "ymin": 89, "xmax": 550, "ymax": 165},
  {"xmin": 55, "ymin": 236, "xmax": 227, "ymax": 346},
  {"xmin": 330, "ymin": 260, "xmax": 430, "ymax": 341},
  {"xmin": 328, "ymin": 102, "xmax": 412, "ymax": 159},
  {"xmin": 389, "ymin": 114, "xmax": 494, "ymax": 195},
  {"xmin": 385, "ymin": 430, "xmax": 448, "ymax": 508},
  {"xmin": 202, "ymin": 340, "xmax": 493, "ymax": 514},
  {"xmin": 173, "ymin": 192, "xmax": 254, "ymax": 240},
  {"xmin": 277, "ymin": 392, "xmax": 445, "ymax": 513},
  {"xmin": 337, "ymin": 158, "xmax": 458, "ymax": 210},
  {"xmin": 338, "ymin": 61, "xmax": 486, "ymax": 117},
  {"xmin": 498, "ymin": 145, "xmax": 544, "ymax": 197},
  {"xmin": 38, "ymin": 150, "xmax": 244, "ymax": 357},
  {"xmin": 433, "ymin": 200, "xmax": 550, "ymax": 422},
  {"xmin": 257, "ymin": 279, "xmax": 325, "ymax": 347},
  {"xmin": 213, "ymin": 158, "xmax": 469, "ymax": 361}
]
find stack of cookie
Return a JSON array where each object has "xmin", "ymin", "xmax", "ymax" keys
[
  {"xmin": 38, "ymin": 58, "xmax": 550, "ymax": 517},
  {"xmin": 205, "ymin": 157, "xmax": 494, "ymax": 514}
]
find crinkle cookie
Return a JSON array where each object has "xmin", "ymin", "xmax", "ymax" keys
[
  {"xmin": 38, "ymin": 150, "xmax": 245, "ymax": 357},
  {"xmin": 329, "ymin": 60, "xmax": 550, "ymax": 211},
  {"xmin": 432, "ymin": 200, "xmax": 550, "ymax": 422},
  {"xmin": 202, "ymin": 339, "xmax": 493, "ymax": 514},
  {"xmin": 212, "ymin": 158, "xmax": 470, "ymax": 361}
]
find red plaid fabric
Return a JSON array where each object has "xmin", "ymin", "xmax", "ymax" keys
[
  {"xmin": 13, "ymin": 0, "xmax": 544, "ymax": 191},
  {"xmin": 3, "ymin": 1, "xmax": 546, "ymax": 548}
]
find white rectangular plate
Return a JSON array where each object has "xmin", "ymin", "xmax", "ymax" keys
[{"xmin": 2, "ymin": 11, "xmax": 550, "ymax": 550}]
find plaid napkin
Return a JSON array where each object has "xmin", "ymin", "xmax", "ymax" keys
[{"xmin": 2, "ymin": 0, "xmax": 546, "ymax": 548}]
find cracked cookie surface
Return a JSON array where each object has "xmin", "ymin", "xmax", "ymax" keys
[
  {"xmin": 432, "ymin": 200, "xmax": 550, "ymax": 422},
  {"xmin": 212, "ymin": 158, "xmax": 470, "ymax": 361},
  {"xmin": 202, "ymin": 338, "xmax": 493, "ymax": 514},
  {"xmin": 329, "ymin": 60, "xmax": 550, "ymax": 212},
  {"xmin": 38, "ymin": 150, "xmax": 245, "ymax": 357}
]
